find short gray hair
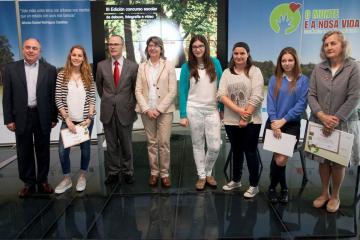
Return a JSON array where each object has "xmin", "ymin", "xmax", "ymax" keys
[
  {"xmin": 320, "ymin": 30, "xmax": 350, "ymax": 61},
  {"xmin": 108, "ymin": 35, "xmax": 124, "ymax": 44}
]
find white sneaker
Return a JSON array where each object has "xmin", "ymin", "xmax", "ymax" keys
[
  {"xmin": 76, "ymin": 176, "xmax": 86, "ymax": 192},
  {"xmin": 222, "ymin": 181, "xmax": 242, "ymax": 191},
  {"xmin": 55, "ymin": 178, "xmax": 72, "ymax": 194},
  {"xmin": 243, "ymin": 186, "xmax": 259, "ymax": 198}
]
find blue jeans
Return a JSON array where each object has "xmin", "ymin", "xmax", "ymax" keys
[{"xmin": 58, "ymin": 120, "xmax": 94, "ymax": 175}]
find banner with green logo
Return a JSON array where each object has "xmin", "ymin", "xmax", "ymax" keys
[{"xmin": 228, "ymin": 0, "xmax": 360, "ymax": 82}]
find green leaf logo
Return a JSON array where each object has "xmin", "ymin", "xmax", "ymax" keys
[{"xmin": 269, "ymin": 2, "xmax": 301, "ymax": 35}]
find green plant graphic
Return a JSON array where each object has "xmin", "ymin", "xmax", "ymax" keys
[{"xmin": 269, "ymin": 2, "xmax": 301, "ymax": 35}]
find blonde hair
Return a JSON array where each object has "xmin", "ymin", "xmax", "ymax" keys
[{"xmin": 63, "ymin": 45, "xmax": 92, "ymax": 90}]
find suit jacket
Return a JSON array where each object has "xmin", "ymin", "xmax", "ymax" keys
[
  {"xmin": 96, "ymin": 58, "xmax": 138, "ymax": 125},
  {"xmin": 2, "ymin": 59, "xmax": 58, "ymax": 135},
  {"xmin": 135, "ymin": 59, "xmax": 177, "ymax": 113}
]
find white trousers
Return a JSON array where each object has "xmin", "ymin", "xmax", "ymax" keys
[{"xmin": 187, "ymin": 106, "xmax": 221, "ymax": 178}]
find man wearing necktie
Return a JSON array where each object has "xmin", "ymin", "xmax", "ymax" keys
[{"xmin": 96, "ymin": 35, "xmax": 138, "ymax": 185}]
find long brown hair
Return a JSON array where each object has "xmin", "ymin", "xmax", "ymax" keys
[
  {"xmin": 228, "ymin": 42, "xmax": 253, "ymax": 78},
  {"xmin": 188, "ymin": 35, "xmax": 216, "ymax": 83},
  {"xmin": 63, "ymin": 45, "xmax": 92, "ymax": 90},
  {"xmin": 273, "ymin": 47, "xmax": 301, "ymax": 97}
]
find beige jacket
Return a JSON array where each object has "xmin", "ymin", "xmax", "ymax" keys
[{"xmin": 135, "ymin": 59, "xmax": 177, "ymax": 113}]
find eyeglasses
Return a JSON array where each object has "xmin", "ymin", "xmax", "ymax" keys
[
  {"xmin": 192, "ymin": 45, "xmax": 205, "ymax": 50},
  {"xmin": 24, "ymin": 45, "xmax": 39, "ymax": 51},
  {"xmin": 107, "ymin": 43, "xmax": 122, "ymax": 47},
  {"xmin": 148, "ymin": 43, "xmax": 160, "ymax": 49}
]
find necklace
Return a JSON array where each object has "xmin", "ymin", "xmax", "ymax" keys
[
  {"xmin": 70, "ymin": 73, "xmax": 82, "ymax": 87},
  {"xmin": 198, "ymin": 63, "xmax": 205, "ymax": 70},
  {"xmin": 75, "ymin": 79, "xmax": 82, "ymax": 88}
]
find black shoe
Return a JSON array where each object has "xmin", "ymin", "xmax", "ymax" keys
[
  {"xmin": 279, "ymin": 189, "xmax": 289, "ymax": 203},
  {"xmin": 124, "ymin": 174, "xmax": 135, "ymax": 184},
  {"xmin": 37, "ymin": 182, "xmax": 54, "ymax": 194},
  {"xmin": 18, "ymin": 185, "xmax": 36, "ymax": 198},
  {"xmin": 104, "ymin": 174, "xmax": 119, "ymax": 185},
  {"xmin": 268, "ymin": 188, "xmax": 278, "ymax": 203}
]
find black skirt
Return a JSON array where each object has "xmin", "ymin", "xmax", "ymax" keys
[{"xmin": 263, "ymin": 118, "xmax": 301, "ymax": 150}]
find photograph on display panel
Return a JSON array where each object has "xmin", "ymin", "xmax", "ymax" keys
[{"xmin": 101, "ymin": 0, "xmax": 218, "ymax": 67}]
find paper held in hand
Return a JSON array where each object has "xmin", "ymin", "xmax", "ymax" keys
[
  {"xmin": 304, "ymin": 121, "xmax": 354, "ymax": 166},
  {"xmin": 60, "ymin": 125, "xmax": 90, "ymax": 149},
  {"xmin": 263, "ymin": 129, "xmax": 297, "ymax": 157}
]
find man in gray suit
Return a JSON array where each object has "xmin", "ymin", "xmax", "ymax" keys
[{"xmin": 96, "ymin": 35, "xmax": 138, "ymax": 184}]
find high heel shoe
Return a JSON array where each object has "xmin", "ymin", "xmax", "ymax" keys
[{"xmin": 313, "ymin": 196, "xmax": 329, "ymax": 208}]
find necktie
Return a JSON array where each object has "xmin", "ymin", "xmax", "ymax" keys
[{"xmin": 114, "ymin": 61, "xmax": 120, "ymax": 87}]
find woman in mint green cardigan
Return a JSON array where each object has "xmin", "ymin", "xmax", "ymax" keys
[{"xmin": 179, "ymin": 34, "xmax": 223, "ymax": 190}]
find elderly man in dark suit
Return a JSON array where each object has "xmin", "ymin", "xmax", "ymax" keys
[
  {"xmin": 96, "ymin": 35, "xmax": 138, "ymax": 184},
  {"xmin": 3, "ymin": 38, "xmax": 58, "ymax": 197}
]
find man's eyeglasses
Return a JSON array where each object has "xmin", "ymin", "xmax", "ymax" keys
[
  {"xmin": 107, "ymin": 43, "xmax": 122, "ymax": 47},
  {"xmin": 24, "ymin": 46, "xmax": 39, "ymax": 51}
]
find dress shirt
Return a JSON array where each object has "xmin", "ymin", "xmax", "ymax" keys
[
  {"xmin": 24, "ymin": 59, "xmax": 39, "ymax": 107},
  {"xmin": 147, "ymin": 60, "xmax": 160, "ymax": 109}
]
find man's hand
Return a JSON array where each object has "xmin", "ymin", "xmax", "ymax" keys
[{"xmin": 6, "ymin": 122, "xmax": 16, "ymax": 132}]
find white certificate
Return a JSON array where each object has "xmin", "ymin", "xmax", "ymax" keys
[
  {"xmin": 263, "ymin": 129, "xmax": 297, "ymax": 157},
  {"xmin": 305, "ymin": 121, "xmax": 354, "ymax": 166},
  {"xmin": 60, "ymin": 125, "xmax": 90, "ymax": 149},
  {"xmin": 306, "ymin": 124, "xmax": 340, "ymax": 153}
]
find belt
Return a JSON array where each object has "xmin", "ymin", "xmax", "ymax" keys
[{"xmin": 28, "ymin": 106, "xmax": 37, "ymax": 111}]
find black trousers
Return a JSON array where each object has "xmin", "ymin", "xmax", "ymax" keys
[
  {"xmin": 15, "ymin": 108, "xmax": 50, "ymax": 186},
  {"xmin": 225, "ymin": 124, "xmax": 261, "ymax": 186}
]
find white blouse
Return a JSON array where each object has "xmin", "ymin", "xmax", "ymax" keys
[
  {"xmin": 187, "ymin": 69, "xmax": 217, "ymax": 110},
  {"xmin": 67, "ymin": 79, "xmax": 86, "ymax": 122}
]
